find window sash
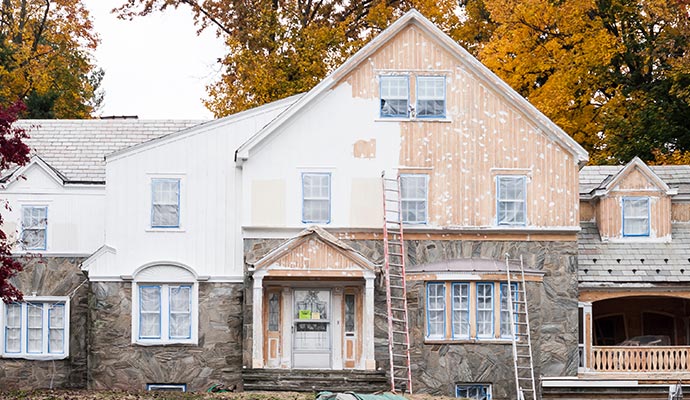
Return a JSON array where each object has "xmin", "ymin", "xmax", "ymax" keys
[
  {"xmin": 169, "ymin": 286, "xmax": 191, "ymax": 339},
  {"xmin": 3, "ymin": 302, "xmax": 67, "ymax": 356},
  {"xmin": 48, "ymin": 304, "xmax": 65, "ymax": 354},
  {"xmin": 476, "ymin": 283, "xmax": 494, "ymax": 338},
  {"xmin": 623, "ymin": 198, "xmax": 649, "ymax": 236},
  {"xmin": 21, "ymin": 206, "xmax": 47, "ymax": 250},
  {"xmin": 452, "ymin": 283, "xmax": 470, "ymax": 338},
  {"xmin": 139, "ymin": 286, "xmax": 162, "ymax": 339},
  {"xmin": 302, "ymin": 173, "xmax": 331, "ymax": 223},
  {"xmin": 400, "ymin": 174, "xmax": 428, "ymax": 224},
  {"xmin": 416, "ymin": 76, "xmax": 446, "ymax": 118},
  {"xmin": 138, "ymin": 284, "xmax": 195, "ymax": 341},
  {"xmin": 500, "ymin": 283, "xmax": 518, "ymax": 338},
  {"xmin": 497, "ymin": 176, "xmax": 526, "ymax": 225},
  {"xmin": 27, "ymin": 303, "xmax": 43, "ymax": 354},
  {"xmin": 426, "ymin": 283, "xmax": 446, "ymax": 338},
  {"xmin": 5, "ymin": 303, "xmax": 21, "ymax": 353},
  {"xmin": 151, "ymin": 179, "xmax": 180, "ymax": 228},
  {"xmin": 380, "ymin": 76, "xmax": 409, "ymax": 118}
]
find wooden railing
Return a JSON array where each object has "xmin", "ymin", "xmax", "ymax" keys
[{"xmin": 591, "ymin": 346, "xmax": 690, "ymax": 372}]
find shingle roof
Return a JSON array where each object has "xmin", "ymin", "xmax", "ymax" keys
[
  {"xmin": 11, "ymin": 119, "xmax": 206, "ymax": 183},
  {"xmin": 580, "ymin": 165, "xmax": 690, "ymax": 196},
  {"xmin": 578, "ymin": 222, "xmax": 690, "ymax": 283}
]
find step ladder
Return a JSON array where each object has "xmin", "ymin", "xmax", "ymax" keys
[
  {"xmin": 381, "ymin": 171, "xmax": 413, "ymax": 394},
  {"xmin": 506, "ymin": 255, "xmax": 537, "ymax": 400}
]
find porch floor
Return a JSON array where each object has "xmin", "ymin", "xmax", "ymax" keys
[{"xmin": 242, "ymin": 369, "xmax": 388, "ymax": 392}]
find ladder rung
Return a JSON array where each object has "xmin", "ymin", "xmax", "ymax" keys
[
  {"xmin": 390, "ymin": 285, "xmax": 405, "ymax": 289},
  {"xmin": 391, "ymin": 307, "xmax": 407, "ymax": 312},
  {"xmin": 392, "ymin": 355, "xmax": 409, "ymax": 359},
  {"xmin": 393, "ymin": 342, "xmax": 408, "ymax": 346},
  {"xmin": 390, "ymin": 297, "xmax": 406, "ymax": 301},
  {"xmin": 391, "ymin": 318, "xmax": 406, "ymax": 323}
]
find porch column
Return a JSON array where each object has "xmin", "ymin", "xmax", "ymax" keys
[
  {"xmin": 581, "ymin": 302, "xmax": 592, "ymax": 371},
  {"xmin": 252, "ymin": 271, "xmax": 266, "ymax": 368},
  {"xmin": 364, "ymin": 272, "xmax": 376, "ymax": 370}
]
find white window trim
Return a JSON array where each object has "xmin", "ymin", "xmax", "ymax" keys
[
  {"xmin": 496, "ymin": 175, "xmax": 527, "ymax": 226},
  {"xmin": 147, "ymin": 383, "xmax": 187, "ymax": 392},
  {"xmin": 622, "ymin": 196, "xmax": 650, "ymax": 237},
  {"xmin": 400, "ymin": 174, "xmax": 429, "ymax": 224},
  {"xmin": 455, "ymin": 383, "xmax": 492, "ymax": 400},
  {"xmin": 301, "ymin": 172, "xmax": 331, "ymax": 224},
  {"xmin": 0, "ymin": 296, "xmax": 70, "ymax": 360},
  {"xmin": 19, "ymin": 205, "xmax": 49, "ymax": 251},
  {"xmin": 132, "ymin": 282, "xmax": 198, "ymax": 346},
  {"xmin": 147, "ymin": 174, "xmax": 186, "ymax": 232}
]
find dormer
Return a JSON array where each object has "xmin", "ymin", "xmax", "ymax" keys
[{"xmin": 585, "ymin": 158, "xmax": 677, "ymax": 242}]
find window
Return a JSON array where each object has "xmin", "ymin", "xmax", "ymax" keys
[
  {"xmin": 151, "ymin": 178, "xmax": 180, "ymax": 228},
  {"xmin": 426, "ymin": 281, "xmax": 519, "ymax": 341},
  {"xmin": 21, "ymin": 206, "xmax": 47, "ymax": 250},
  {"xmin": 147, "ymin": 384, "xmax": 187, "ymax": 392},
  {"xmin": 500, "ymin": 283, "xmax": 517, "ymax": 338},
  {"xmin": 400, "ymin": 174, "xmax": 428, "ymax": 224},
  {"xmin": 138, "ymin": 284, "xmax": 192, "ymax": 342},
  {"xmin": 302, "ymin": 173, "xmax": 330, "ymax": 223},
  {"xmin": 623, "ymin": 197, "xmax": 649, "ymax": 236},
  {"xmin": 456, "ymin": 384, "xmax": 492, "ymax": 400},
  {"xmin": 496, "ymin": 176, "xmax": 526, "ymax": 226},
  {"xmin": 2, "ymin": 300, "xmax": 68, "ymax": 359},
  {"xmin": 417, "ymin": 76, "xmax": 446, "ymax": 118},
  {"xmin": 380, "ymin": 76, "xmax": 409, "ymax": 118}
]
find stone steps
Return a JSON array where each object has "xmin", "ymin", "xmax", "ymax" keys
[
  {"xmin": 242, "ymin": 369, "xmax": 389, "ymax": 392},
  {"xmin": 541, "ymin": 385, "xmax": 686, "ymax": 400}
]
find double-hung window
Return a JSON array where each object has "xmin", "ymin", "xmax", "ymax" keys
[
  {"xmin": 496, "ymin": 176, "xmax": 526, "ymax": 226},
  {"xmin": 417, "ymin": 76, "xmax": 446, "ymax": 118},
  {"xmin": 21, "ymin": 206, "xmax": 47, "ymax": 250},
  {"xmin": 623, "ymin": 197, "xmax": 649, "ymax": 237},
  {"xmin": 151, "ymin": 178, "xmax": 180, "ymax": 228},
  {"xmin": 452, "ymin": 283, "xmax": 470, "ymax": 339},
  {"xmin": 138, "ymin": 284, "xmax": 192, "ymax": 342},
  {"xmin": 2, "ymin": 300, "xmax": 68, "ymax": 358},
  {"xmin": 400, "ymin": 174, "xmax": 428, "ymax": 224},
  {"xmin": 426, "ymin": 283, "xmax": 446, "ymax": 338},
  {"xmin": 302, "ymin": 173, "xmax": 330, "ymax": 224},
  {"xmin": 500, "ymin": 283, "xmax": 518, "ymax": 338},
  {"xmin": 456, "ymin": 384, "xmax": 492, "ymax": 400},
  {"xmin": 380, "ymin": 76, "xmax": 409, "ymax": 118},
  {"xmin": 476, "ymin": 283, "xmax": 494, "ymax": 338}
]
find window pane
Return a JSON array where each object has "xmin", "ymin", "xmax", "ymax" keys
[
  {"xmin": 151, "ymin": 179, "xmax": 180, "ymax": 227},
  {"xmin": 345, "ymin": 294, "xmax": 355, "ymax": 333},
  {"xmin": 476, "ymin": 284, "xmax": 493, "ymax": 338},
  {"xmin": 427, "ymin": 283, "xmax": 445, "ymax": 338},
  {"xmin": 170, "ymin": 286, "xmax": 190, "ymax": 313},
  {"xmin": 169, "ymin": 286, "xmax": 191, "ymax": 339},
  {"xmin": 452, "ymin": 284, "xmax": 469, "ymax": 338},
  {"xmin": 268, "ymin": 293, "xmax": 280, "ymax": 332},
  {"xmin": 500, "ymin": 283, "xmax": 518, "ymax": 337},
  {"xmin": 169, "ymin": 314, "xmax": 190, "ymax": 338},
  {"xmin": 5, "ymin": 304, "xmax": 21, "ymax": 353},
  {"xmin": 380, "ymin": 76, "xmax": 409, "ymax": 117},
  {"xmin": 27, "ymin": 304, "xmax": 43, "ymax": 353},
  {"xmin": 140, "ymin": 286, "xmax": 161, "ymax": 338}
]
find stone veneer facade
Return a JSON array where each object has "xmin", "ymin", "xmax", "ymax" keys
[
  {"xmin": 87, "ymin": 282, "xmax": 243, "ymax": 392},
  {"xmin": 244, "ymin": 237, "xmax": 579, "ymax": 400},
  {"xmin": 0, "ymin": 257, "xmax": 89, "ymax": 389}
]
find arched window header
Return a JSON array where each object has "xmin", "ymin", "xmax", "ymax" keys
[{"xmin": 131, "ymin": 263, "xmax": 197, "ymax": 283}]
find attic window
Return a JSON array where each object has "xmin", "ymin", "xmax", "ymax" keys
[
  {"xmin": 623, "ymin": 197, "xmax": 649, "ymax": 237},
  {"xmin": 380, "ymin": 76, "xmax": 409, "ymax": 118}
]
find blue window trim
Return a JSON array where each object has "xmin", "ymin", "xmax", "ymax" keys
[
  {"xmin": 499, "ymin": 283, "xmax": 518, "ymax": 338},
  {"xmin": 26, "ymin": 303, "xmax": 43, "ymax": 354},
  {"xmin": 20, "ymin": 206, "xmax": 48, "ymax": 251},
  {"xmin": 400, "ymin": 174, "xmax": 429, "ymax": 225},
  {"xmin": 4, "ymin": 303, "xmax": 21, "ymax": 354},
  {"xmin": 496, "ymin": 175, "xmax": 527, "ymax": 226},
  {"xmin": 451, "ymin": 282, "xmax": 470, "ymax": 339},
  {"xmin": 301, "ymin": 172, "xmax": 331, "ymax": 224},
  {"xmin": 415, "ymin": 75, "xmax": 447, "ymax": 119},
  {"xmin": 622, "ymin": 197, "xmax": 650, "ymax": 237},
  {"xmin": 426, "ymin": 282, "xmax": 446, "ymax": 339},
  {"xmin": 139, "ymin": 285, "xmax": 162, "ymax": 340},
  {"xmin": 379, "ymin": 75, "xmax": 410, "ymax": 118},
  {"xmin": 47, "ymin": 303, "xmax": 65, "ymax": 354},
  {"xmin": 151, "ymin": 178, "xmax": 181, "ymax": 229},
  {"xmin": 146, "ymin": 383, "xmax": 187, "ymax": 392},
  {"xmin": 456, "ymin": 383, "xmax": 492, "ymax": 400},
  {"xmin": 168, "ymin": 285, "xmax": 192, "ymax": 340},
  {"xmin": 475, "ymin": 283, "xmax": 494, "ymax": 339}
]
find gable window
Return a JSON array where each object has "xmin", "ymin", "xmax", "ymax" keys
[
  {"xmin": 623, "ymin": 197, "xmax": 649, "ymax": 237},
  {"xmin": 400, "ymin": 174, "xmax": 428, "ymax": 224},
  {"xmin": 138, "ymin": 284, "xmax": 192, "ymax": 342},
  {"xmin": 417, "ymin": 76, "xmax": 446, "ymax": 118},
  {"xmin": 151, "ymin": 178, "xmax": 180, "ymax": 228},
  {"xmin": 456, "ymin": 384, "xmax": 492, "ymax": 400},
  {"xmin": 21, "ymin": 206, "xmax": 47, "ymax": 250},
  {"xmin": 2, "ymin": 299, "xmax": 69, "ymax": 359},
  {"xmin": 380, "ymin": 76, "xmax": 409, "ymax": 118},
  {"xmin": 302, "ymin": 173, "xmax": 331, "ymax": 223},
  {"xmin": 496, "ymin": 176, "xmax": 526, "ymax": 226}
]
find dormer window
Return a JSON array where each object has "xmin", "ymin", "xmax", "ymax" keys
[
  {"xmin": 623, "ymin": 197, "xmax": 649, "ymax": 237},
  {"xmin": 380, "ymin": 76, "xmax": 409, "ymax": 118}
]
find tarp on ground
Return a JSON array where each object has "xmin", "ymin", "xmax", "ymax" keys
[{"xmin": 317, "ymin": 392, "xmax": 407, "ymax": 400}]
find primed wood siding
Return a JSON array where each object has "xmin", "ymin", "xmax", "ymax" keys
[
  {"xmin": 341, "ymin": 25, "xmax": 579, "ymax": 228},
  {"xmin": 272, "ymin": 239, "xmax": 361, "ymax": 270},
  {"xmin": 580, "ymin": 201, "xmax": 596, "ymax": 222},
  {"xmin": 672, "ymin": 203, "xmax": 690, "ymax": 222}
]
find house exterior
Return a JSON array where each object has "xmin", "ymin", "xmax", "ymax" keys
[{"xmin": 1, "ymin": 9, "xmax": 689, "ymax": 400}]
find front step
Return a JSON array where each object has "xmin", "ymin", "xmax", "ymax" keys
[{"xmin": 242, "ymin": 369, "xmax": 388, "ymax": 392}]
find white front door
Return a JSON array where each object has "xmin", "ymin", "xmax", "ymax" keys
[{"xmin": 293, "ymin": 289, "xmax": 331, "ymax": 368}]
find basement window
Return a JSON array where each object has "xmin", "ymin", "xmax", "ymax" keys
[
  {"xmin": 147, "ymin": 384, "xmax": 187, "ymax": 392},
  {"xmin": 456, "ymin": 383, "xmax": 492, "ymax": 400}
]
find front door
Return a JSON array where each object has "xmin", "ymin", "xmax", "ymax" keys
[{"xmin": 293, "ymin": 289, "xmax": 331, "ymax": 368}]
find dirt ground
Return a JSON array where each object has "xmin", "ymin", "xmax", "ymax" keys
[{"xmin": 0, "ymin": 391, "xmax": 458, "ymax": 400}]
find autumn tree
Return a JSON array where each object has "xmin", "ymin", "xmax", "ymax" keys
[
  {"xmin": 0, "ymin": 0, "xmax": 103, "ymax": 118},
  {"xmin": 0, "ymin": 101, "xmax": 31, "ymax": 303}
]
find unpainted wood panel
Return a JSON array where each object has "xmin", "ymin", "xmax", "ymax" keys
[
  {"xmin": 596, "ymin": 195, "xmax": 671, "ymax": 239},
  {"xmin": 614, "ymin": 167, "xmax": 658, "ymax": 190},
  {"xmin": 340, "ymin": 25, "xmax": 579, "ymax": 228},
  {"xmin": 580, "ymin": 201, "xmax": 596, "ymax": 222},
  {"xmin": 272, "ymin": 239, "xmax": 361, "ymax": 270},
  {"xmin": 672, "ymin": 203, "xmax": 690, "ymax": 222}
]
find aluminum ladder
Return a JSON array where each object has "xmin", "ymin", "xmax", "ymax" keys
[
  {"xmin": 506, "ymin": 255, "xmax": 537, "ymax": 400},
  {"xmin": 381, "ymin": 171, "xmax": 413, "ymax": 394}
]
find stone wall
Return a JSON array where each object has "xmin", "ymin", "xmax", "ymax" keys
[
  {"xmin": 244, "ymin": 238, "xmax": 578, "ymax": 400},
  {"xmin": 88, "ymin": 282, "xmax": 243, "ymax": 392},
  {"xmin": 0, "ymin": 256, "xmax": 89, "ymax": 389}
]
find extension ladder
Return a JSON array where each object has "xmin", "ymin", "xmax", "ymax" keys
[
  {"xmin": 506, "ymin": 255, "xmax": 537, "ymax": 400},
  {"xmin": 381, "ymin": 171, "xmax": 413, "ymax": 394}
]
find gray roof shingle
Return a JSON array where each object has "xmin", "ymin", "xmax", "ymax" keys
[
  {"xmin": 580, "ymin": 165, "xmax": 690, "ymax": 196},
  {"xmin": 12, "ymin": 119, "xmax": 206, "ymax": 183}
]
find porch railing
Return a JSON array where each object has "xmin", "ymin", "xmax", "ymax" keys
[{"xmin": 591, "ymin": 346, "xmax": 690, "ymax": 372}]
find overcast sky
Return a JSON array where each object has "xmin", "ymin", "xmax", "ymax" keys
[{"xmin": 87, "ymin": 1, "xmax": 226, "ymax": 120}]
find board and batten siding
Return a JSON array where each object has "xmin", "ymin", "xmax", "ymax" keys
[{"xmin": 340, "ymin": 24, "xmax": 580, "ymax": 228}]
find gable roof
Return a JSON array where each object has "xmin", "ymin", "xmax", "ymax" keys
[
  {"xmin": 250, "ymin": 226, "xmax": 377, "ymax": 271},
  {"xmin": 235, "ymin": 9, "xmax": 589, "ymax": 165},
  {"xmin": 10, "ymin": 119, "xmax": 204, "ymax": 184},
  {"xmin": 580, "ymin": 161, "xmax": 690, "ymax": 197},
  {"xmin": 0, "ymin": 155, "xmax": 68, "ymax": 186},
  {"xmin": 594, "ymin": 157, "xmax": 672, "ymax": 196}
]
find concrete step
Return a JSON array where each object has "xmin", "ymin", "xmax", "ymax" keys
[{"xmin": 242, "ymin": 369, "xmax": 389, "ymax": 392}]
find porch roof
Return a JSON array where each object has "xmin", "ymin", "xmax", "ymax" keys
[{"xmin": 579, "ymin": 222, "xmax": 690, "ymax": 283}]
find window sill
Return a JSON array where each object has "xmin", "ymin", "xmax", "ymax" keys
[
  {"xmin": 424, "ymin": 338, "xmax": 515, "ymax": 345},
  {"xmin": 375, "ymin": 118, "xmax": 452, "ymax": 123},
  {"xmin": 133, "ymin": 339, "xmax": 197, "ymax": 346},
  {"xmin": 145, "ymin": 228, "xmax": 186, "ymax": 233},
  {"xmin": 2, "ymin": 353, "xmax": 68, "ymax": 361}
]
